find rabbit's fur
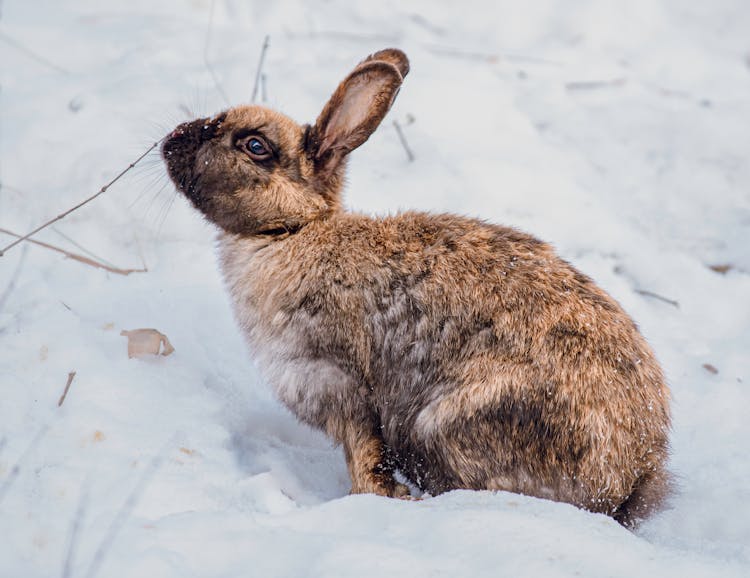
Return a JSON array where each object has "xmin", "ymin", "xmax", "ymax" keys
[{"xmin": 163, "ymin": 49, "xmax": 671, "ymax": 527}]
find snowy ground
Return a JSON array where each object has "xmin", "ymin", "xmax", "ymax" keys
[{"xmin": 1, "ymin": 1, "xmax": 749, "ymax": 576}]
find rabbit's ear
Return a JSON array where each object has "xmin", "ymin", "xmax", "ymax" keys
[{"xmin": 310, "ymin": 49, "xmax": 409, "ymax": 175}]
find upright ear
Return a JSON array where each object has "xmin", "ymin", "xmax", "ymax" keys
[{"xmin": 309, "ymin": 49, "xmax": 409, "ymax": 175}]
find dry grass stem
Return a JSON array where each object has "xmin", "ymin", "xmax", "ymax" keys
[
  {"xmin": 57, "ymin": 371, "xmax": 77, "ymax": 407},
  {"xmin": 0, "ymin": 242, "xmax": 28, "ymax": 317},
  {"xmin": 204, "ymin": 0, "xmax": 230, "ymax": 106},
  {"xmin": 702, "ymin": 363, "xmax": 719, "ymax": 375},
  {"xmin": 708, "ymin": 263, "xmax": 733, "ymax": 275},
  {"xmin": 0, "ymin": 228, "xmax": 147, "ymax": 275},
  {"xmin": 62, "ymin": 480, "xmax": 90, "ymax": 578},
  {"xmin": 393, "ymin": 120, "xmax": 415, "ymax": 162},
  {"xmin": 251, "ymin": 35, "xmax": 270, "ymax": 103},
  {"xmin": 261, "ymin": 73, "xmax": 268, "ymax": 102},
  {"xmin": 0, "ymin": 140, "xmax": 160, "ymax": 256},
  {"xmin": 0, "ymin": 423, "xmax": 51, "ymax": 505},
  {"xmin": 425, "ymin": 43, "xmax": 564, "ymax": 66},
  {"xmin": 0, "ymin": 30, "xmax": 69, "ymax": 74},
  {"xmin": 635, "ymin": 289, "xmax": 679, "ymax": 308},
  {"xmin": 84, "ymin": 445, "xmax": 169, "ymax": 578},
  {"xmin": 565, "ymin": 78, "xmax": 627, "ymax": 91}
]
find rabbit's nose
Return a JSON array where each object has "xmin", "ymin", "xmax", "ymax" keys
[
  {"xmin": 166, "ymin": 117, "xmax": 216, "ymax": 143},
  {"xmin": 169, "ymin": 122, "xmax": 192, "ymax": 139},
  {"xmin": 163, "ymin": 121, "xmax": 200, "ymax": 153}
]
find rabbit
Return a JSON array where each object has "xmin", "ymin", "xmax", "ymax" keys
[{"xmin": 162, "ymin": 48, "xmax": 671, "ymax": 528}]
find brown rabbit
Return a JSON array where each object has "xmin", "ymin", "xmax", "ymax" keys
[{"xmin": 162, "ymin": 48, "xmax": 671, "ymax": 527}]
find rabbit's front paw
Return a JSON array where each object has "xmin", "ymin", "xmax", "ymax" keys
[
  {"xmin": 350, "ymin": 473, "xmax": 404, "ymax": 497},
  {"xmin": 343, "ymin": 423, "xmax": 404, "ymax": 498},
  {"xmin": 393, "ymin": 482, "xmax": 411, "ymax": 498}
]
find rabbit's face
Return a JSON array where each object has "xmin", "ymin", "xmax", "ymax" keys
[
  {"xmin": 163, "ymin": 48, "xmax": 409, "ymax": 236},
  {"xmin": 162, "ymin": 106, "xmax": 333, "ymax": 235}
]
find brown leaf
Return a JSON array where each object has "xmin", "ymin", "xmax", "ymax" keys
[{"xmin": 120, "ymin": 328, "xmax": 175, "ymax": 358}]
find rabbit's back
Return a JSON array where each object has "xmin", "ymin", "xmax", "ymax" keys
[{"xmin": 220, "ymin": 211, "xmax": 670, "ymax": 520}]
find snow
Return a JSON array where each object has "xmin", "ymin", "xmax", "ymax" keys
[{"xmin": 1, "ymin": 1, "xmax": 749, "ymax": 576}]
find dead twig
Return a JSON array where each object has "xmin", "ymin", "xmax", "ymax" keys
[
  {"xmin": 426, "ymin": 44, "xmax": 498, "ymax": 63},
  {"xmin": 708, "ymin": 263, "xmax": 733, "ymax": 275},
  {"xmin": 52, "ymin": 226, "xmax": 119, "ymax": 268},
  {"xmin": 565, "ymin": 78, "xmax": 627, "ymax": 91},
  {"xmin": 702, "ymin": 363, "xmax": 719, "ymax": 375},
  {"xmin": 0, "ymin": 30, "xmax": 69, "ymax": 74},
  {"xmin": 0, "ymin": 228, "xmax": 147, "ymax": 275},
  {"xmin": 260, "ymin": 73, "xmax": 268, "ymax": 103},
  {"xmin": 393, "ymin": 120, "xmax": 415, "ymax": 162},
  {"xmin": 0, "ymin": 241, "xmax": 28, "ymax": 316},
  {"xmin": 0, "ymin": 183, "xmax": 29, "ymax": 196},
  {"xmin": 62, "ymin": 479, "xmax": 90, "ymax": 578},
  {"xmin": 251, "ymin": 35, "xmax": 270, "ymax": 103},
  {"xmin": 424, "ymin": 43, "xmax": 564, "ymax": 66},
  {"xmin": 57, "ymin": 371, "xmax": 77, "ymax": 407},
  {"xmin": 291, "ymin": 30, "xmax": 398, "ymax": 44},
  {"xmin": 204, "ymin": 0, "xmax": 230, "ymax": 106},
  {"xmin": 132, "ymin": 232, "xmax": 149, "ymax": 272},
  {"xmin": 84, "ymin": 443, "xmax": 170, "ymax": 578},
  {"xmin": 0, "ymin": 16, "xmax": 3, "ymax": 226},
  {"xmin": 0, "ymin": 140, "xmax": 160, "ymax": 256},
  {"xmin": 0, "ymin": 423, "xmax": 51, "ymax": 505},
  {"xmin": 635, "ymin": 289, "xmax": 679, "ymax": 308}
]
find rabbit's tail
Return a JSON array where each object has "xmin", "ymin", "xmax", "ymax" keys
[{"xmin": 613, "ymin": 464, "xmax": 672, "ymax": 529}]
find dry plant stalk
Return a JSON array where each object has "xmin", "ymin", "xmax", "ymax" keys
[
  {"xmin": 62, "ymin": 480, "xmax": 90, "ymax": 578},
  {"xmin": 251, "ymin": 35, "xmax": 270, "ymax": 103},
  {"xmin": 0, "ymin": 29, "xmax": 69, "ymax": 74},
  {"xmin": 204, "ymin": 0, "xmax": 230, "ymax": 105},
  {"xmin": 635, "ymin": 289, "xmax": 680, "ymax": 308},
  {"xmin": 0, "ymin": 140, "xmax": 160, "ymax": 256},
  {"xmin": 57, "ymin": 371, "xmax": 77, "ymax": 407},
  {"xmin": 565, "ymin": 78, "xmax": 627, "ymax": 91},
  {"xmin": 702, "ymin": 363, "xmax": 719, "ymax": 375},
  {"xmin": 424, "ymin": 43, "xmax": 564, "ymax": 66},
  {"xmin": 83, "ymin": 445, "xmax": 169, "ymax": 578},
  {"xmin": 708, "ymin": 263, "xmax": 733, "ymax": 274},
  {"xmin": 0, "ymin": 423, "xmax": 51, "ymax": 505},
  {"xmin": 393, "ymin": 119, "xmax": 415, "ymax": 162},
  {"xmin": 0, "ymin": 228, "xmax": 147, "ymax": 275}
]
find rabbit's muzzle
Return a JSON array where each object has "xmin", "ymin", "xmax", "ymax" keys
[
  {"xmin": 162, "ymin": 118, "xmax": 208, "ymax": 194},
  {"xmin": 163, "ymin": 112, "xmax": 261, "ymax": 233},
  {"xmin": 161, "ymin": 115, "xmax": 231, "ymax": 210}
]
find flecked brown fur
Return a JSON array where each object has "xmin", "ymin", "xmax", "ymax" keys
[{"xmin": 162, "ymin": 49, "xmax": 671, "ymax": 528}]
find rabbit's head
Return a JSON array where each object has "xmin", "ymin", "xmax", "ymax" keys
[{"xmin": 162, "ymin": 49, "xmax": 409, "ymax": 235}]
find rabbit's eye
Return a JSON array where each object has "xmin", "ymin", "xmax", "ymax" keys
[{"xmin": 242, "ymin": 136, "xmax": 272, "ymax": 160}]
